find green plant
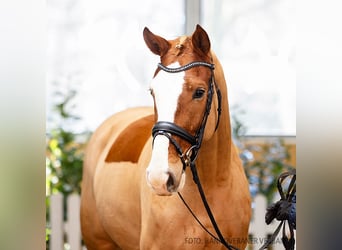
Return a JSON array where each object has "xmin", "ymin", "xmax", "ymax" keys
[
  {"xmin": 46, "ymin": 91, "xmax": 89, "ymax": 196},
  {"xmin": 242, "ymin": 139, "xmax": 293, "ymax": 203},
  {"xmin": 46, "ymin": 90, "xmax": 90, "ymax": 247},
  {"xmin": 231, "ymin": 106, "xmax": 295, "ymax": 204}
]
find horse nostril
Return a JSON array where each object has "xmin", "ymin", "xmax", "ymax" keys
[{"xmin": 166, "ymin": 171, "xmax": 176, "ymax": 192}]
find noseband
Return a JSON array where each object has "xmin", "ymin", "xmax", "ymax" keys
[{"xmin": 152, "ymin": 61, "xmax": 222, "ymax": 170}]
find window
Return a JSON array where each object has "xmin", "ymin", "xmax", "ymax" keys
[
  {"xmin": 47, "ymin": 0, "xmax": 295, "ymax": 136},
  {"xmin": 47, "ymin": 0, "xmax": 185, "ymax": 132},
  {"xmin": 201, "ymin": 0, "xmax": 295, "ymax": 135}
]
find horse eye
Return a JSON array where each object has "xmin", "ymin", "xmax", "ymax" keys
[{"xmin": 192, "ymin": 88, "xmax": 205, "ymax": 99}]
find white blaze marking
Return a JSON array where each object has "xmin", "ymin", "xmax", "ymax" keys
[
  {"xmin": 151, "ymin": 62, "xmax": 184, "ymax": 122},
  {"xmin": 147, "ymin": 62, "xmax": 184, "ymax": 177}
]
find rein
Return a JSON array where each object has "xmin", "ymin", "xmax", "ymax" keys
[{"xmin": 151, "ymin": 61, "xmax": 238, "ymax": 250}]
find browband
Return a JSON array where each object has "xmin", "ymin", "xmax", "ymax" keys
[{"xmin": 158, "ymin": 61, "xmax": 214, "ymax": 73}]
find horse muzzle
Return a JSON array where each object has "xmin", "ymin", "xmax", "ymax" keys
[{"xmin": 146, "ymin": 168, "xmax": 185, "ymax": 196}]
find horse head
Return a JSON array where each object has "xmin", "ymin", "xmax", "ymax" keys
[{"xmin": 144, "ymin": 25, "xmax": 221, "ymax": 196}]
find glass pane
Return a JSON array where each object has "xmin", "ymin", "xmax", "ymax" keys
[
  {"xmin": 202, "ymin": 0, "xmax": 295, "ymax": 136},
  {"xmin": 47, "ymin": 0, "xmax": 185, "ymax": 132}
]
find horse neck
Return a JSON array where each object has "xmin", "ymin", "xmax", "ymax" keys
[{"xmin": 193, "ymin": 52, "xmax": 234, "ymax": 186}]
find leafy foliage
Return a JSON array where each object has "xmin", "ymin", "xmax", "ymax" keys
[
  {"xmin": 231, "ymin": 106, "xmax": 295, "ymax": 204},
  {"xmin": 46, "ymin": 90, "xmax": 91, "ymax": 247},
  {"xmin": 46, "ymin": 91, "xmax": 90, "ymax": 197}
]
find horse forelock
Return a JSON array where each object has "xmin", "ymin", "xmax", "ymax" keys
[{"xmin": 156, "ymin": 34, "xmax": 210, "ymax": 66}]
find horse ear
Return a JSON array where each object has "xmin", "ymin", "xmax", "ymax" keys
[
  {"xmin": 192, "ymin": 24, "xmax": 211, "ymax": 55},
  {"xmin": 143, "ymin": 27, "xmax": 170, "ymax": 56}
]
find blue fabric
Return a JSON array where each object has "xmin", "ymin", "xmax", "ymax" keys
[{"xmin": 288, "ymin": 194, "xmax": 296, "ymax": 229}]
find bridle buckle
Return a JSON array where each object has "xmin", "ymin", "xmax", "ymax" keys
[{"xmin": 180, "ymin": 145, "xmax": 197, "ymax": 170}]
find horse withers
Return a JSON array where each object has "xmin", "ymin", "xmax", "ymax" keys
[{"xmin": 81, "ymin": 25, "xmax": 251, "ymax": 250}]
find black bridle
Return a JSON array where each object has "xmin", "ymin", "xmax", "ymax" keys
[
  {"xmin": 152, "ymin": 61, "xmax": 221, "ymax": 169},
  {"xmin": 151, "ymin": 61, "xmax": 239, "ymax": 250}
]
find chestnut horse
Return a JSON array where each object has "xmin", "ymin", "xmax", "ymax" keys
[{"xmin": 81, "ymin": 25, "xmax": 251, "ymax": 250}]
